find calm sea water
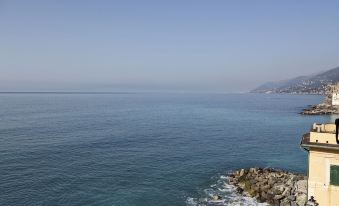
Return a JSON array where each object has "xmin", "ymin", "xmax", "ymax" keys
[{"xmin": 0, "ymin": 93, "xmax": 332, "ymax": 206}]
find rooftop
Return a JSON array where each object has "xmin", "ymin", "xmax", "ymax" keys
[{"xmin": 301, "ymin": 123, "xmax": 339, "ymax": 151}]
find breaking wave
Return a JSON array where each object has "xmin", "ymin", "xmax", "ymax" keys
[{"xmin": 186, "ymin": 173, "xmax": 268, "ymax": 206}]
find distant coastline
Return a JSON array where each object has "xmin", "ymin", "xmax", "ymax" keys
[
  {"xmin": 249, "ymin": 91, "xmax": 337, "ymax": 115},
  {"xmin": 250, "ymin": 66, "xmax": 339, "ymax": 115},
  {"xmin": 251, "ymin": 66, "xmax": 339, "ymax": 95}
]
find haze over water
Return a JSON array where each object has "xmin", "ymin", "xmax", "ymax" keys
[
  {"xmin": 0, "ymin": 93, "xmax": 330, "ymax": 206},
  {"xmin": 1, "ymin": 1, "xmax": 339, "ymax": 92}
]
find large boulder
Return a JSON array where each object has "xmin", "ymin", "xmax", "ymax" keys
[
  {"xmin": 282, "ymin": 187, "xmax": 292, "ymax": 197},
  {"xmin": 272, "ymin": 184, "xmax": 286, "ymax": 195},
  {"xmin": 239, "ymin": 169, "xmax": 247, "ymax": 177},
  {"xmin": 287, "ymin": 195, "xmax": 296, "ymax": 201},
  {"xmin": 296, "ymin": 180, "xmax": 307, "ymax": 194},
  {"xmin": 296, "ymin": 193, "xmax": 307, "ymax": 206},
  {"xmin": 280, "ymin": 198, "xmax": 291, "ymax": 206},
  {"xmin": 286, "ymin": 175, "xmax": 297, "ymax": 186}
]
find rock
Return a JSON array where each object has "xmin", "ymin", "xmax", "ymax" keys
[
  {"xmin": 277, "ymin": 173, "xmax": 284, "ymax": 178},
  {"xmin": 256, "ymin": 176, "xmax": 263, "ymax": 182},
  {"xmin": 266, "ymin": 192, "xmax": 275, "ymax": 202},
  {"xmin": 282, "ymin": 187, "xmax": 292, "ymax": 197},
  {"xmin": 236, "ymin": 187, "xmax": 244, "ymax": 194},
  {"xmin": 273, "ymin": 184, "xmax": 286, "ymax": 195},
  {"xmin": 249, "ymin": 189, "xmax": 256, "ymax": 196},
  {"xmin": 273, "ymin": 199, "xmax": 281, "ymax": 206},
  {"xmin": 274, "ymin": 194, "xmax": 285, "ymax": 200},
  {"xmin": 250, "ymin": 179, "xmax": 257, "ymax": 185},
  {"xmin": 251, "ymin": 185, "xmax": 259, "ymax": 192},
  {"xmin": 261, "ymin": 184, "xmax": 271, "ymax": 191},
  {"xmin": 238, "ymin": 182, "xmax": 244, "ymax": 189},
  {"xmin": 286, "ymin": 175, "xmax": 296, "ymax": 186},
  {"xmin": 287, "ymin": 195, "xmax": 296, "ymax": 201},
  {"xmin": 296, "ymin": 193, "xmax": 307, "ymax": 206},
  {"xmin": 239, "ymin": 169, "xmax": 245, "ymax": 177},
  {"xmin": 269, "ymin": 176, "xmax": 278, "ymax": 185},
  {"xmin": 280, "ymin": 198, "xmax": 291, "ymax": 206},
  {"xmin": 296, "ymin": 180, "xmax": 307, "ymax": 194},
  {"xmin": 261, "ymin": 191, "xmax": 268, "ymax": 200},
  {"xmin": 291, "ymin": 201, "xmax": 298, "ymax": 206}
]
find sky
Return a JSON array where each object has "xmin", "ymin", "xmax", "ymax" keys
[{"xmin": 1, "ymin": 0, "xmax": 339, "ymax": 92}]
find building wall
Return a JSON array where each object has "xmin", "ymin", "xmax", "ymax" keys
[
  {"xmin": 308, "ymin": 148, "xmax": 339, "ymax": 206},
  {"xmin": 310, "ymin": 132, "xmax": 338, "ymax": 144},
  {"xmin": 332, "ymin": 93, "xmax": 339, "ymax": 106}
]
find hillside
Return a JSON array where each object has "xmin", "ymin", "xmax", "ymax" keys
[{"xmin": 251, "ymin": 66, "xmax": 339, "ymax": 94}]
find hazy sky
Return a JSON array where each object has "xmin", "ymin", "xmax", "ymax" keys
[{"xmin": 1, "ymin": 0, "xmax": 339, "ymax": 92}]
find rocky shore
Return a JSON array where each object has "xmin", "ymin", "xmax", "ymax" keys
[
  {"xmin": 229, "ymin": 168, "xmax": 310, "ymax": 206},
  {"xmin": 301, "ymin": 103, "xmax": 339, "ymax": 115},
  {"xmin": 299, "ymin": 90, "xmax": 339, "ymax": 115}
]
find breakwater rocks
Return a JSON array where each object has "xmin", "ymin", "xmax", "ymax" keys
[
  {"xmin": 301, "ymin": 103, "xmax": 339, "ymax": 115},
  {"xmin": 229, "ymin": 168, "xmax": 308, "ymax": 206}
]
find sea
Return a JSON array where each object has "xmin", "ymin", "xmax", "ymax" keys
[{"xmin": 0, "ymin": 93, "xmax": 333, "ymax": 206}]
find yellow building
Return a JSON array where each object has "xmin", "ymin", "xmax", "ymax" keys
[{"xmin": 301, "ymin": 121, "xmax": 339, "ymax": 206}]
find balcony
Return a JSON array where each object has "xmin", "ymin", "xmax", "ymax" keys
[{"xmin": 301, "ymin": 132, "xmax": 339, "ymax": 151}]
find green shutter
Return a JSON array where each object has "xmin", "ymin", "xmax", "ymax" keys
[{"xmin": 330, "ymin": 165, "xmax": 339, "ymax": 186}]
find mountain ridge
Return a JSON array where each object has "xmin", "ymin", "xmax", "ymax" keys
[{"xmin": 251, "ymin": 66, "xmax": 339, "ymax": 94}]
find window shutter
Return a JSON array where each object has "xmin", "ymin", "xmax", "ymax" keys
[{"xmin": 330, "ymin": 165, "xmax": 339, "ymax": 186}]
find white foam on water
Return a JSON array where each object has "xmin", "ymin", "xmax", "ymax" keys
[{"xmin": 186, "ymin": 175, "xmax": 269, "ymax": 206}]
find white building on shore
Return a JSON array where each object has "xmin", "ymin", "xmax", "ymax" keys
[{"xmin": 329, "ymin": 83, "xmax": 339, "ymax": 106}]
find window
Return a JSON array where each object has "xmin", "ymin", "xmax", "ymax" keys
[{"xmin": 330, "ymin": 165, "xmax": 339, "ymax": 186}]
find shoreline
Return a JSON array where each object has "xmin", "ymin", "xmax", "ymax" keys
[
  {"xmin": 301, "ymin": 103, "xmax": 339, "ymax": 115},
  {"xmin": 228, "ymin": 168, "xmax": 308, "ymax": 206}
]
